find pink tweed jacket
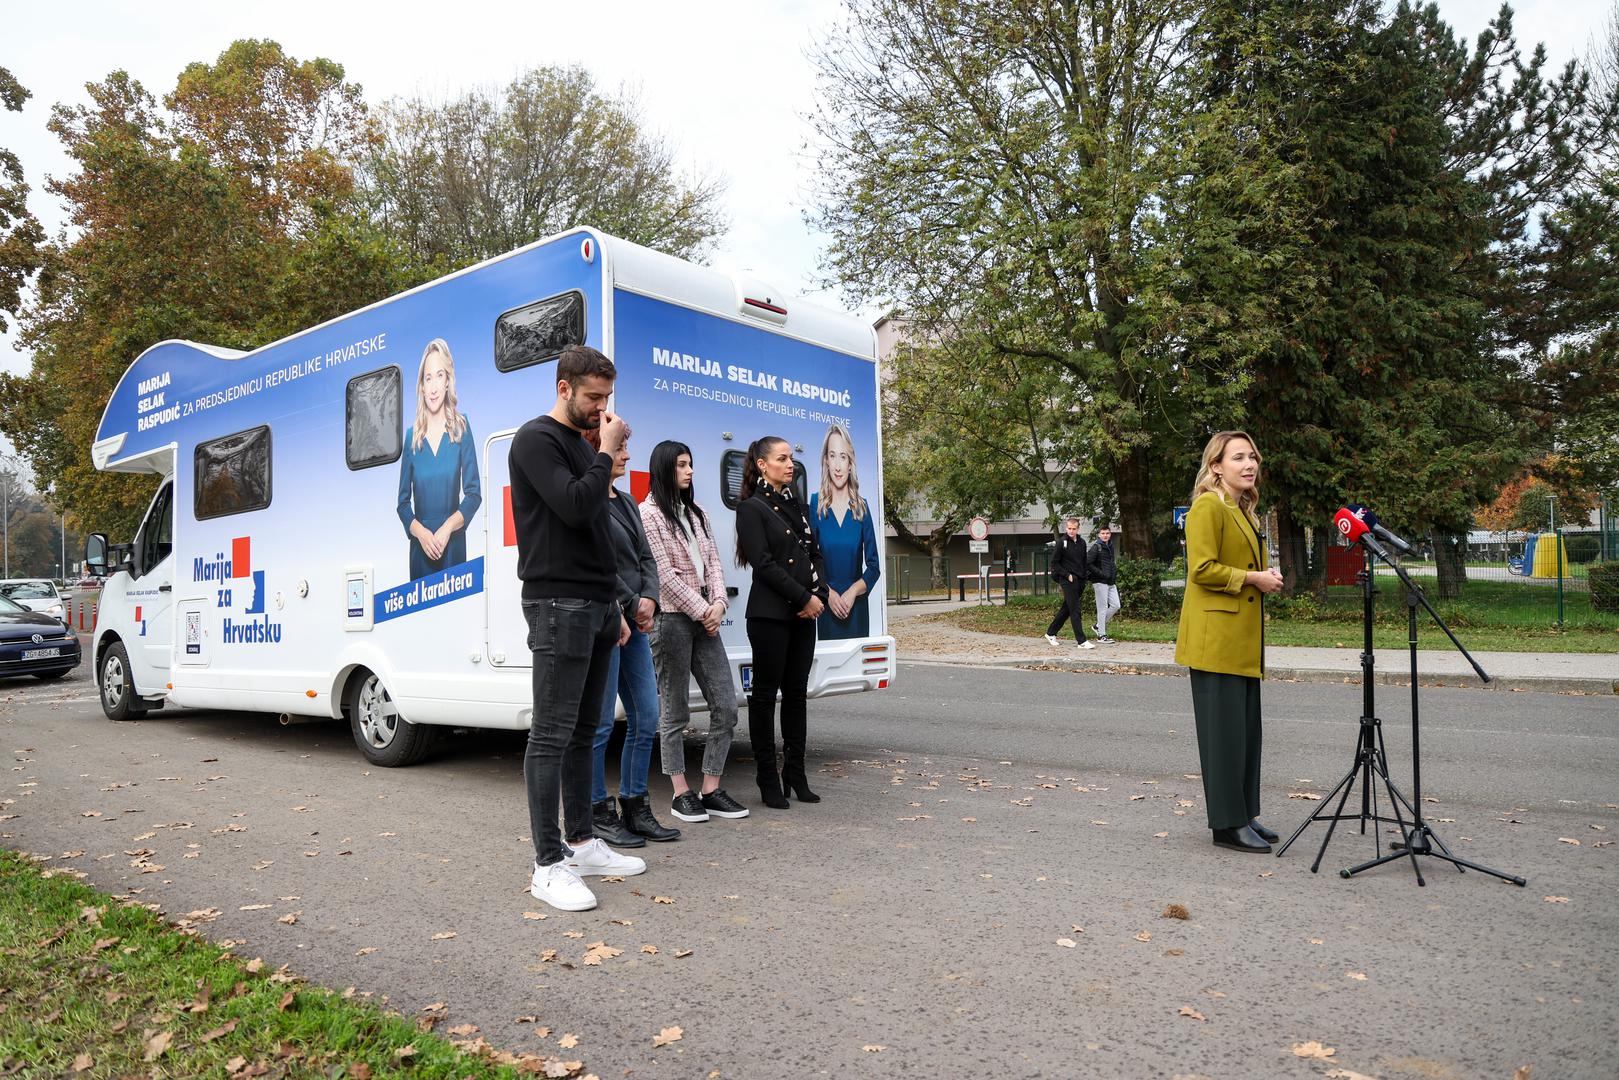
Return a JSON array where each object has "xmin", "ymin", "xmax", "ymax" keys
[{"xmin": 638, "ymin": 496, "xmax": 729, "ymax": 622}]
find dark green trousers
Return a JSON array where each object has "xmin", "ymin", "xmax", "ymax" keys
[{"xmin": 1189, "ymin": 669, "xmax": 1262, "ymax": 830}]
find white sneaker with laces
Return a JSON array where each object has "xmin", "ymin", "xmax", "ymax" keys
[
  {"xmin": 531, "ymin": 861, "xmax": 597, "ymax": 911},
  {"xmin": 563, "ymin": 837, "xmax": 648, "ymax": 877},
  {"xmin": 1044, "ymin": 633, "xmax": 1060, "ymax": 646},
  {"xmin": 1077, "ymin": 640, "xmax": 1097, "ymax": 650}
]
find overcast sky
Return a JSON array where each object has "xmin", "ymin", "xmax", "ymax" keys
[{"xmin": 1, "ymin": 0, "xmax": 1610, "ymax": 387}]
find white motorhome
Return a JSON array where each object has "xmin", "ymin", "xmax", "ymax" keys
[{"xmin": 84, "ymin": 228, "xmax": 892, "ymax": 765}]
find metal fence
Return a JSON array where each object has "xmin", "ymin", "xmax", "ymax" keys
[{"xmin": 1278, "ymin": 525, "xmax": 1615, "ymax": 629}]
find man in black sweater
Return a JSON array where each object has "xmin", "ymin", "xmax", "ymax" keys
[
  {"xmin": 510, "ymin": 344, "xmax": 647, "ymax": 912},
  {"xmin": 1044, "ymin": 517, "xmax": 1094, "ymax": 650}
]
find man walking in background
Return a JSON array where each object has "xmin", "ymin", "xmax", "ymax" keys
[
  {"xmin": 1044, "ymin": 517, "xmax": 1094, "ymax": 650},
  {"xmin": 1089, "ymin": 525, "xmax": 1121, "ymax": 644}
]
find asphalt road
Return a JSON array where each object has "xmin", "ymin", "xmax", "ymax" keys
[{"xmin": 4, "ymin": 661, "xmax": 1615, "ymax": 1079}]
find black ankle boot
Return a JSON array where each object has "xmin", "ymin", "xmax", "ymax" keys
[
  {"xmin": 620, "ymin": 795, "xmax": 680, "ymax": 842},
  {"xmin": 591, "ymin": 798, "xmax": 646, "ymax": 848},
  {"xmin": 781, "ymin": 767, "xmax": 820, "ymax": 803},
  {"xmin": 756, "ymin": 769, "xmax": 790, "ymax": 810}
]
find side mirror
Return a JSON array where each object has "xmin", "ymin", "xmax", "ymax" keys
[{"xmin": 85, "ymin": 533, "xmax": 110, "ymax": 577}]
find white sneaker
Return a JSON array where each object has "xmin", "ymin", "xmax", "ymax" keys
[
  {"xmin": 1077, "ymin": 640, "xmax": 1097, "ymax": 650},
  {"xmin": 531, "ymin": 861, "xmax": 597, "ymax": 911},
  {"xmin": 1044, "ymin": 634, "xmax": 1060, "ymax": 646},
  {"xmin": 563, "ymin": 837, "xmax": 647, "ymax": 877}
]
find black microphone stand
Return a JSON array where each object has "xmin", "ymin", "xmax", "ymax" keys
[{"xmin": 1276, "ymin": 540, "xmax": 1526, "ymax": 887}]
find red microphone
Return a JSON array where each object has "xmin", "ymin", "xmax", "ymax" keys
[{"xmin": 1334, "ymin": 506, "xmax": 1389, "ymax": 558}]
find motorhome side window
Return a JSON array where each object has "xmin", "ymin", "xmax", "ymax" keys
[
  {"xmin": 345, "ymin": 366, "xmax": 402, "ymax": 470},
  {"xmin": 194, "ymin": 426, "xmax": 272, "ymax": 520},
  {"xmin": 494, "ymin": 291, "xmax": 586, "ymax": 372},
  {"xmin": 719, "ymin": 451, "xmax": 807, "ymax": 509}
]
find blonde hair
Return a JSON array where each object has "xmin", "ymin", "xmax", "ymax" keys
[
  {"xmin": 1191, "ymin": 430, "xmax": 1262, "ymax": 529},
  {"xmin": 817, "ymin": 423, "xmax": 865, "ymax": 521},
  {"xmin": 411, "ymin": 338, "xmax": 466, "ymax": 452}
]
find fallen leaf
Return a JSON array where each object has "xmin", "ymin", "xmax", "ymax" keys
[
  {"xmin": 1325, "ymin": 1070, "xmax": 1378, "ymax": 1080},
  {"xmin": 522, "ymin": 911, "xmax": 547, "ymax": 921},
  {"xmin": 1162, "ymin": 903, "xmax": 1190, "ymax": 920},
  {"xmin": 1090, "ymin": 820, "xmax": 1109, "ymax": 826},
  {"xmin": 652, "ymin": 896, "xmax": 674, "ymax": 905},
  {"xmin": 201, "ymin": 1020, "xmax": 238, "ymax": 1042},
  {"xmin": 559, "ymin": 1033, "xmax": 579, "ymax": 1049},
  {"xmin": 431, "ymin": 931, "xmax": 456, "ymax": 939},
  {"xmin": 862, "ymin": 1044, "xmax": 887, "ymax": 1052},
  {"xmin": 1153, "ymin": 831, "xmax": 1169, "ymax": 838},
  {"xmin": 652, "ymin": 1026, "xmax": 683, "ymax": 1048},
  {"xmin": 278, "ymin": 991, "xmax": 295, "ymax": 1012},
  {"xmin": 347, "ymin": 1065, "xmax": 373, "ymax": 1080},
  {"xmin": 641, "ymin": 944, "xmax": 658, "ymax": 954},
  {"xmin": 277, "ymin": 912, "xmax": 299, "ymax": 925},
  {"xmin": 1178, "ymin": 1006, "xmax": 1206, "ymax": 1022},
  {"xmin": 226, "ymin": 1057, "xmax": 247, "ymax": 1072},
  {"xmin": 562, "ymin": 930, "xmax": 584, "ymax": 939},
  {"xmin": 143, "ymin": 1031, "xmax": 172, "ymax": 1062},
  {"xmin": 1292, "ymin": 1041, "xmax": 1336, "ymax": 1059},
  {"xmin": 1056, "ymin": 938, "xmax": 1076, "ymax": 948},
  {"xmin": 244, "ymin": 958, "xmax": 263, "ymax": 973},
  {"xmin": 1558, "ymin": 837, "xmax": 1580, "ymax": 846},
  {"xmin": 1514, "ymin": 1066, "xmax": 1532, "ymax": 1080},
  {"xmin": 251, "ymin": 861, "xmax": 272, "ymax": 871},
  {"xmin": 421, "ymin": 1002, "xmax": 447, "ymax": 1013},
  {"xmin": 1070, "ymin": 924, "xmax": 1085, "ymax": 934},
  {"xmin": 539, "ymin": 949, "xmax": 558, "ymax": 962},
  {"xmin": 674, "ymin": 948, "xmax": 693, "ymax": 958},
  {"xmin": 1134, "ymin": 931, "xmax": 1151, "ymax": 942},
  {"xmin": 71, "ymin": 1052, "xmax": 92, "ymax": 1072},
  {"xmin": 448, "ymin": 1024, "xmax": 479, "ymax": 1036},
  {"xmin": 1288, "ymin": 792, "xmax": 1323, "ymax": 801},
  {"xmin": 1543, "ymin": 896, "xmax": 1570, "ymax": 903},
  {"xmin": 1308, "ymin": 938, "xmax": 1324, "ymax": 945},
  {"xmin": 355, "ymin": 947, "xmax": 377, "ymax": 956},
  {"xmin": 1345, "ymin": 971, "xmax": 1367, "ymax": 981},
  {"xmin": 92, "ymin": 937, "xmax": 120, "ymax": 951},
  {"xmin": 80, "ymin": 810, "xmax": 101, "ymax": 818},
  {"xmin": 394, "ymin": 1045, "xmax": 416, "ymax": 1061}
]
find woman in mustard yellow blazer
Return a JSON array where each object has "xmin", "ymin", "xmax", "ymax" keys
[{"xmin": 1175, "ymin": 431, "xmax": 1285, "ymax": 853}]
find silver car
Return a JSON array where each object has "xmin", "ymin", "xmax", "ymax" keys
[{"xmin": 0, "ymin": 579, "xmax": 68, "ymax": 626}]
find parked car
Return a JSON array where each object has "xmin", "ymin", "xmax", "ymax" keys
[
  {"xmin": 0, "ymin": 593, "xmax": 81, "ymax": 681},
  {"xmin": 0, "ymin": 579, "xmax": 69, "ymax": 626}
]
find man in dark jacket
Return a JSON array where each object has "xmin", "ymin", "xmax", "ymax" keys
[
  {"xmin": 1088, "ymin": 525, "xmax": 1120, "ymax": 644},
  {"xmin": 1044, "ymin": 518, "xmax": 1094, "ymax": 650}
]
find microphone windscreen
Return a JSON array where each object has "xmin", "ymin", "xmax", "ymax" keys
[{"xmin": 1334, "ymin": 507, "xmax": 1369, "ymax": 542}]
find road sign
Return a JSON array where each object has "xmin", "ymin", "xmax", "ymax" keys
[
  {"xmin": 1173, "ymin": 505, "xmax": 1190, "ymax": 530},
  {"xmin": 969, "ymin": 539, "xmax": 989, "ymax": 554},
  {"xmin": 968, "ymin": 516, "xmax": 989, "ymax": 541}
]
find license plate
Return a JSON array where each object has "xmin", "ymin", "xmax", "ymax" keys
[
  {"xmin": 22, "ymin": 647, "xmax": 60, "ymax": 660},
  {"xmin": 740, "ymin": 664, "xmax": 752, "ymax": 692}
]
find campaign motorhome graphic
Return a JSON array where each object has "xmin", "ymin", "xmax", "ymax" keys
[{"xmin": 84, "ymin": 228, "xmax": 893, "ymax": 765}]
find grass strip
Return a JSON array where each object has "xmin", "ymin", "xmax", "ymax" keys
[
  {"xmin": 0, "ymin": 849, "xmax": 582, "ymax": 1078},
  {"xmin": 932, "ymin": 596, "xmax": 1619, "ymax": 653}
]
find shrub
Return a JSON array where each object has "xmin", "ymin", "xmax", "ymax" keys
[
  {"xmin": 1564, "ymin": 534, "xmax": 1600, "ymax": 564},
  {"xmin": 1116, "ymin": 555, "xmax": 1177, "ymax": 620},
  {"xmin": 1591, "ymin": 561, "xmax": 1619, "ymax": 614}
]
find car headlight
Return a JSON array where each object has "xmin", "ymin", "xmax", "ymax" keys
[{"xmin": 47, "ymin": 603, "xmax": 65, "ymax": 618}]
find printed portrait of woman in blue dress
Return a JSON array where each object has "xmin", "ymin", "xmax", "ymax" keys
[
  {"xmin": 809, "ymin": 422, "xmax": 880, "ymax": 640},
  {"xmin": 396, "ymin": 338, "xmax": 481, "ymax": 579}
]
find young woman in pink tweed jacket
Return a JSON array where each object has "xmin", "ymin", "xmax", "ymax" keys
[{"xmin": 638, "ymin": 441, "xmax": 749, "ymax": 823}]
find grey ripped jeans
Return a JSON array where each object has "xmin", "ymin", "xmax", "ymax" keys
[{"xmin": 649, "ymin": 610, "xmax": 739, "ymax": 778}]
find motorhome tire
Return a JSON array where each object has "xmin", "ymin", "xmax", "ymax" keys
[
  {"xmin": 99, "ymin": 640, "xmax": 147, "ymax": 721},
  {"xmin": 347, "ymin": 670, "xmax": 433, "ymax": 767}
]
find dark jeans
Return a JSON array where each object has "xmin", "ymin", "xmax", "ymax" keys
[
  {"xmin": 746, "ymin": 615, "xmax": 816, "ymax": 778},
  {"xmin": 1045, "ymin": 579, "xmax": 1089, "ymax": 642},
  {"xmin": 523, "ymin": 597, "xmax": 620, "ymax": 866},
  {"xmin": 591, "ymin": 624, "xmax": 660, "ymax": 802},
  {"xmin": 1189, "ymin": 668, "xmax": 1263, "ymax": 830}
]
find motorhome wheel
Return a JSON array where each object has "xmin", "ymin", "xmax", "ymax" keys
[{"xmin": 346, "ymin": 670, "xmax": 433, "ymax": 767}]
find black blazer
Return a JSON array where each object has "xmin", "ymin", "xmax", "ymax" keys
[
  {"xmin": 1051, "ymin": 533, "xmax": 1087, "ymax": 585},
  {"xmin": 736, "ymin": 488, "xmax": 829, "ymax": 620},
  {"xmin": 605, "ymin": 489, "xmax": 659, "ymax": 616}
]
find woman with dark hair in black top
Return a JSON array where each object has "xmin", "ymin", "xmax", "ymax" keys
[{"xmin": 734, "ymin": 436, "xmax": 829, "ymax": 809}]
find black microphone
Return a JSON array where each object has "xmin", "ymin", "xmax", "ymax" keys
[{"xmin": 1345, "ymin": 504, "xmax": 1417, "ymax": 557}]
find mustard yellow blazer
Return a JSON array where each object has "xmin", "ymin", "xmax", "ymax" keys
[{"xmin": 1174, "ymin": 491, "xmax": 1267, "ymax": 678}]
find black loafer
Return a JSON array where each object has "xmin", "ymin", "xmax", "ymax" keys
[
  {"xmin": 1249, "ymin": 819, "xmax": 1279, "ymax": 843},
  {"xmin": 1212, "ymin": 825, "xmax": 1272, "ymax": 853}
]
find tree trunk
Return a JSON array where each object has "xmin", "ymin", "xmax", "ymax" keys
[
  {"xmin": 1434, "ymin": 532, "xmax": 1467, "ymax": 599},
  {"xmin": 1309, "ymin": 525, "xmax": 1330, "ymax": 603},
  {"xmin": 928, "ymin": 533, "xmax": 951, "ymax": 589},
  {"xmin": 1113, "ymin": 446, "xmax": 1154, "ymax": 558},
  {"xmin": 1274, "ymin": 502, "xmax": 1309, "ymax": 598}
]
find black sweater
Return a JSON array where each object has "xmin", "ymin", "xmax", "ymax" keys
[
  {"xmin": 1051, "ymin": 533, "xmax": 1088, "ymax": 584},
  {"xmin": 735, "ymin": 487, "xmax": 829, "ymax": 620},
  {"xmin": 508, "ymin": 415, "xmax": 615, "ymax": 601}
]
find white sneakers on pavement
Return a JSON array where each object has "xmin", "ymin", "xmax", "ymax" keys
[
  {"xmin": 531, "ymin": 861, "xmax": 597, "ymax": 911},
  {"xmin": 1077, "ymin": 640, "xmax": 1097, "ymax": 650},
  {"xmin": 1044, "ymin": 633, "xmax": 1060, "ymax": 646},
  {"xmin": 563, "ymin": 837, "xmax": 648, "ymax": 877}
]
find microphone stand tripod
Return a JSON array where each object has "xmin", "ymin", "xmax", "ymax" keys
[{"xmin": 1275, "ymin": 543, "xmax": 1526, "ymax": 887}]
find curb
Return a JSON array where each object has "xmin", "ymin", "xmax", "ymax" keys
[{"xmin": 899, "ymin": 653, "xmax": 1617, "ymax": 696}]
